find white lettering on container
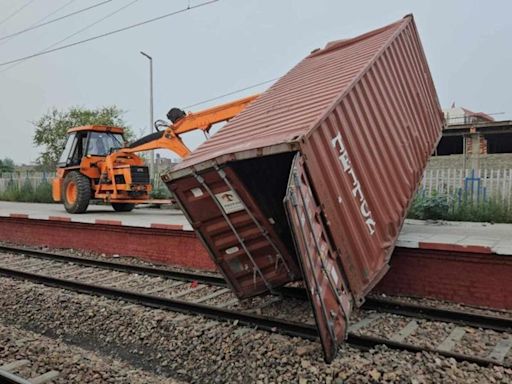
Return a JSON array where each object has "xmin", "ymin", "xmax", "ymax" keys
[{"xmin": 331, "ymin": 132, "xmax": 376, "ymax": 235}]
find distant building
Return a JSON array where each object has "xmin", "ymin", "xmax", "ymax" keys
[
  {"xmin": 444, "ymin": 104, "xmax": 494, "ymax": 126},
  {"xmin": 155, "ymin": 154, "xmax": 180, "ymax": 173},
  {"xmin": 429, "ymin": 104, "xmax": 512, "ymax": 171}
]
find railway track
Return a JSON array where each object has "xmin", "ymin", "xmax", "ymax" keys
[
  {"xmin": 0, "ymin": 244, "xmax": 511, "ymax": 368},
  {"xmin": 0, "ymin": 360, "xmax": 59, "ymax": 384}
]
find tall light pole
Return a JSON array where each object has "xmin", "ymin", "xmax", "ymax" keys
[{"xmin": 140, "ymin": 51, "xmax": 155, "ymax": 179}]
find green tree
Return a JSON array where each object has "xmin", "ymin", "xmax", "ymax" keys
[
  {"xmin": 0, "ymin": 158, "xmax": 15, "ymax": 173},
  {"xmin": 33, "ymin": 106, "xmax": 132, "ymax": 170}
]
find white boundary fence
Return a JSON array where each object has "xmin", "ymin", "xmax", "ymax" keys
[
  {"xmin": 418, "ymin": 168, "xmax": 512, "ymax": 207},
  {"xmin": 1, "ymin": 169, "xmax": 511, "ymax": 208},
  {"xmin": 0, "ymin": 172, "xmax": 55, "ymax": 193}
]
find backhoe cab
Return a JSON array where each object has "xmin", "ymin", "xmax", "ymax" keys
[
  {"xmin": 52, "ymin": 95, "xmax": 258, "ymax": 213},
  {"xmin": 52, "ymin": 125, "xmax": 151, "ymax": 213}
]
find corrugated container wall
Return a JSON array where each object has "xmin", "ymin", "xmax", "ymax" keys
[{"xmin": 163, "ymin": 15, "xmax": 444, "ymax": 362}]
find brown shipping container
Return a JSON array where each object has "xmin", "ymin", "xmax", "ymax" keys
[{"xmin": 163, "ymin": 14, "xmax": 444, "ymax": 362}]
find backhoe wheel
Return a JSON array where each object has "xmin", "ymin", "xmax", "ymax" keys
[
  {"xmin": 62, "ymin": 171, "xmax": 91, "ymax": 214},
  {"xmin": 112, "ymin": 203, "xmax": 135, "ymax": 212}
]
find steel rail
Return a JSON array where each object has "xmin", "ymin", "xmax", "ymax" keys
[
  {"xmin": 2, "ymin": 244, "xmax": 511, "ymax": 331},
  {"xmin": 346, "ymin": 334, "xmax": 512, "ymax": 368},
  {"xmin": 0, "ymin": 264, "xmax": 510, "ymax": 369},
  {"xmin": 0, "ymin": 244, "xmax": 305, "ymax": 298},
  {"xmin": 363, "ymin": 297, "xmax": 512, "ymax": 333},
  {"xmin": 0, "ymin": 265, "xmax": 317, "ymax": 340},
  {"xmin": 0, "ymin": 244, "xmax": 226, "ymax": 286}
]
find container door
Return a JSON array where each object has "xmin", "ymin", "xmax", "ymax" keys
[
  {"xmin": 168, "ymin": 166, "xmax": 300, "ymax": 299},
  {"xmin": 284, "ymin": 153, "xmax": 352, "ymax": 363}
]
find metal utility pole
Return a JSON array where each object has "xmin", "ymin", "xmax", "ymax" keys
[{"xmin": 140, "ymin": 51, "xmax": 155, "ymax": 179}]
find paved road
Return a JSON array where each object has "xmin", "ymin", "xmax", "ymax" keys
[
  {"xmin": 0, "ymin": 201, "xmax": 192, "ymax": 230},
  {"xmin": 399, "ymin": 219, "xmax": 512, "ymax": 255},
  {"xmin": 1, "ymin": 201, "xmax": 511, "ymax": 254}
]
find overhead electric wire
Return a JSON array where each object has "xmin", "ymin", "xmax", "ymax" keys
[
  {"xmin": 46, "ymin": 0, "xmax": 140, "ymax": 50},
  {"xmin": 0, "ymin": 0, "xmax": 111, "ymax": 42},
  {"xmin": 0, "ymin": 0, "xmax": 219, "ymax": 68},
  {"xmin": 32, "ymin": 0, "xmax": 78, "ymax": 23},
  {"xmin": 0, "ymin": 0, "xmax": 140, "ymax": 73},
  {"xmin": 0, "ymin": 0, "xmax": 37, "ymax": 28},
  {"xmin": 0, "ymin": 0, "xmax": 77, "ymax": 48},
  {"xmin": 184, "ymin": 77, "xmax": 280, "ymax": 109}
]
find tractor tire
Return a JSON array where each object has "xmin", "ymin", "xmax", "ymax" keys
[
  {"xmin": 62, "ymin": 171, "xmax": 91, "ymax": 214},
  {"xmin": 112, "ymin": 203, "xmax": 135, "ymax": 212}
]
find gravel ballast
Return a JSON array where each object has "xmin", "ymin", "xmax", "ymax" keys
[
  {"xmin": 0, "ymin": 322, "xmax": 181, "ymax": 383},
  {"xmin": 0, "ymin": 277, "xmax": 511, "ymax": 383}
]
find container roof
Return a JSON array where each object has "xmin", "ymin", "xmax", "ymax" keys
[{"xmin": 170, "ymin": 15, "xmax": 412, "ymax": 175}]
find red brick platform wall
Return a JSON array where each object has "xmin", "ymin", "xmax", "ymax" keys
[
  {"xmin": 374, "ymin": 247, "xmax": 512, "ymax": 310},
  {"xmin": 0, "ymin": 217, "xmax": 215, "ymax": 270},
  {"xmin": 1, "ymin": 217, "xmax": 510, "ymax": 310}
]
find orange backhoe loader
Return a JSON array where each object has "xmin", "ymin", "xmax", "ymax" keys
[{"xmin": 52, "ymin": 95, "xmax": 257, "ymax": 213}]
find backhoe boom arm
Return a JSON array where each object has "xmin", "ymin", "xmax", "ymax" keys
[{"xmin": 121, "ymin": 94, "xmax": 258, "ymax": 158}]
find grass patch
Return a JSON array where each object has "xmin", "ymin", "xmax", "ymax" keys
[
  {"xmin": 407, "ymin": 193, "xmax": 512, "ymax": 223},
  {"xmin": 0, "ymin": 179, "xmax": 53, "ymax": 203},
  {"xmin": 0, "ymin": 177, "xmax": 173, "ymax": 205}
]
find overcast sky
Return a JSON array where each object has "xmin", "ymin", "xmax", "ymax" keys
[{"xmin": 0, "ymin": 0, "xmax": 511, "ymax": 164}]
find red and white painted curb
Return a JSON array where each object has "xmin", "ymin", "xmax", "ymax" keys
[{"xmin": 4, "ymin": 213, "xmax": 185, "ymax": 231}]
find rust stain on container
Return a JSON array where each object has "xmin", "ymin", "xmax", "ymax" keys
[{"xmin": 164, "ymin": 14, "xmax": 444, "ymax": 362}]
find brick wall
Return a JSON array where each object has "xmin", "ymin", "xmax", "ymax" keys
[
  {"xmin": 374, "ymin": 247, "xmax": 512, "ymax": 310},
  {"xmin": 480, "ymin": 153, "xmax": 512, "ymax": 169},
  {"xmin": 429, "ymin": 130, "xmax": 512, "ymax": 171},
  {"xmin": 427, "ymin": 155, "xmax": 464, "ymax": 170},
  {"xmin": 0, "ymin": 217, "xmax": 215, "ymax": 270},
  {"xmin": 427, "ymin": 153, "xmax": 512, "ymax": 171},
  {"xmin": 1, "ymin": 217, "xmax": 510, "ymax": 310},
  {"xmin": 479, "ymin": 136, "xmax": 488, "ymax": 155}
]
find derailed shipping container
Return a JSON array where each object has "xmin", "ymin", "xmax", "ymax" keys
[{"xmin": 163, "ymin": 15, "xmax": 444, "ymax": 362}]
